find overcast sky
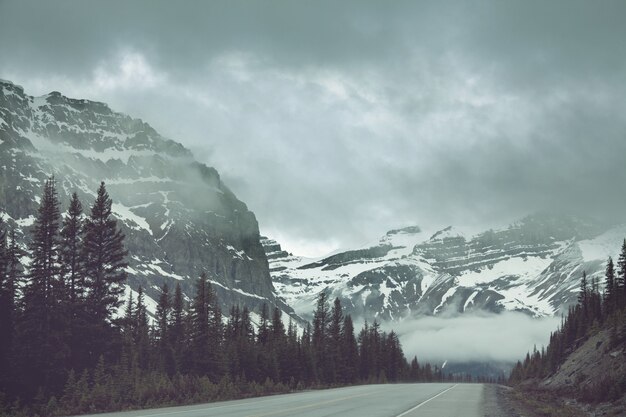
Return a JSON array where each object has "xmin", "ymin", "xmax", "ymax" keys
[{"xmin": 2, "ymin": 1, "xmax": 626, "ymax": 256}]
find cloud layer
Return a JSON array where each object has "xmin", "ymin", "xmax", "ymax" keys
[
  {"xmin": 2, "ymin": 1, "xmax": 626, "ymax": 255},
  {"xmin": 393, "ymin": 312, "xmax": 561, "ymax": 363}
]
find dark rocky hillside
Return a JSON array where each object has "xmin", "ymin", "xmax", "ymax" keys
[{"xmin": 0, "ymin": 79, "xmax": 297, "ymax": 320}]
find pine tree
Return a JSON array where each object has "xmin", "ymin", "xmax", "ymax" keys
[
  {"xmin": 270, "ymin": 307, "xmax": 285, "ymax": 342},
  {"xmin": 618, "ymin": 239, "xmax": 626, "ymax": 308},
  {"xmin": 206, "ymin": 282, "xmax": 225, "ymax": 380},
  {"xmin": 239, "ymin": 305, "xmax": 256, "ymax": 380},
  {"xmin": 578, "ymin": 271, "xmax": 589, "ymax": 319},
  {"xmin": 121, "ymin": 291, "xmax": 135, "ymax": 372},
  {"xmin": 312, "ymin": 291, "xmax": 329, "ymax": 382},
  {"xmin": 60, "ymin": 192, "xmax": 87, "ymax": 371},
  {"xmin": 60, "ymin": 192, "xmax": 85, "ymax": 304},
  {"xmin": 190, "ymin": 273, "xmax": 210, "ymax": 375},
  {"xmin": 410, "ymin": 356, "xmax": 420, "ymax": 381},
  {"xmin": 269, "ymin": 307, "xmax": 287, "ymax": 382},
  {"xmin": 257, "ymin": 303, "xmax": 270, "ymax": 346},
  {"xmin": 358, "ymin": 321, "xmax": 370, "ymax": 380},
  {"xmin": 226, "ymin": 305, "xmax": 242, "ymax": 377},
  {"xmin": 18, "ymin": 177, "xmax": 69, "ymax": 397},
  {"xmin": 342, "ymin": 314, "xmax": 358, "ymax": 383},
  {"xmin": 170, "ymin": 282, "xmax": 185, "ymax": 372},
  {"xmin": 241, "ymin": 305, "xmax": 255, "ymax": 343},
  {"xmin": 156, "ymin": 283, "xmax": 175, "ymax": 375},
  {"xmin": 283, "ymin": 317, "xmax": 301, "ymax": 383},
  {"xmin": 386, "ymin": 331, "xmax": 404, "ymax": 381},
  {"xmin": 327, "ymin": 297, "xmax": 343, "ymax": 383},
  {"xmin": 83, "ymin": 182, "xmax": 127, "ymax": 365},
  {"xmin": 369, "ymin": 320, "xmax": 382, "ymax": 380},
  {"xmin": 0, "ymin": 219, "xmax": 10, "ymax": 395},
  {"xmin": 156, "ymin": 283, "xmax": 171, "ymax": 342},
  {"xmin": 299, "ymin": 322, "xmax": 315, "ymax": 383},
  {"xmin": 605, "ymin": 257, "xmax": 616, "ymax": 315},
  {"xmin": 2, "ymin": 230, "xmax": 22, "ymax": 387},
  {"xmin": 134, "ymin": 286, "xmax": 150, "ymax": 371}
]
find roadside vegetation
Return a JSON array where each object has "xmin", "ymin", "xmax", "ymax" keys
[
  {"xmin": 0, "ymin": 178, "xmax": 455, "ymax": 417},
  {"xmin": 510, "ymin": 239, "xmax": 626, "ymax": 409}
]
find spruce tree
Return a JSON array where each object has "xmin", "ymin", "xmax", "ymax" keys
[
  {"xmin": 5, "ymin": 229, "xmax": 22, "ymax": 348},
  {"xmin": 60, "ymin": 192, "xmax": 87, "ymax": 371},
  {"xmin": 239, "ymin": 305, "xmax": 256, "ymax": 380},
  {"xmin": 83, "ymin": 182, "xmax": 127, "ymax": 365},
  {"xmin": 121, "ymin": 291, "xmax": 135, "ymax": 372},
  {"xmin": 358, "ymin": 321, "xmax": 370, "ymax": 380},
  {"xmin": 312, "ymin": 291, "xmax": 329, "ymax": 382},
  {"xmin": 190, "ymin": 273, "xmax": 210, "ymax": 375},
  {"xmin": 369, "ymin": 320, "xmax": 382, "ymax": 380},
  {"xmin": 0, "ymin": 219, "xmax": 10, "ymax": 395},
  {"xmin": 618, "ymin": 239, "xmax": 626, "ymax": 308},
  {"xmin": 327, "ymin": 297, "xmax": 344, "ymax": 383},
  {"xmin": 170, "ymin": 282, "xmax": 185, "ymax": 372},
  {"xmin": 1, "ymin": 230, "xmax": 23, "ymax": 397},
  {"xmin": 207, "ymin": 283, "xmax": 225, "ymax": 380},
  {"xmin": 578, "ymin": 271, "xmax": 589, "ymax": 309},
  {"xmin": 257, "ymin": 303, "xmax": 270, "ymax": 346},
  {"xmin": 578, "ymin": 271, "xmax": 589, "ymax": 318},
  {"xmin": 156, "ymin": 283, "xmax": 171, "ymax": 342},
  {"xmin": 270, "ymin": 306, "xmax": 286, "ymax": 344},
  {"xmin": 156, "ymin": 283, "xmax": 175, "ymax": 374},
  {"xmin": 342, "ymin": 314, "xmax": 358, "ymax": 383},
  {"xmin": 134, "ymin": 286, "xmax": 150, "ymax": 371},
  {"xmin": 241, "ymin": 305, "xmax": 255, "ymax": 343},
  {"xmin": 269, "ymin": 307, "xmax": 286, "ymax": 381},
  {"xmin": 605, "ymin": 257, "xmax": 616, "ymax": 315},
  {"xmin": 18, "ymin": 177, "xmax": 68, "ymax": 397},
  {"xmin": 60, "ymin": 192, "xmax": 85, "ymax": 304}
]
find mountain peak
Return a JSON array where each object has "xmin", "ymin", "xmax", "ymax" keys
[
  {"xmin": 386, "ymin": 225, "xmax": 422, "ymax": 236},
  {"xmin": 0, "ymin": 78, "xmax": 299, "ymax": 323},
  {"xmin": 429, "ymin": 226, "xmax": 465, "ymax": 241}
]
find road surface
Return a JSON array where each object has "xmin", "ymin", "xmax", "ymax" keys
[{"xmin": 76, "ymin": 383, "xmax": 484, "ymax": 417}]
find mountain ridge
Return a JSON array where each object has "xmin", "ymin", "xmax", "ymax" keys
[
  {"xmin": 265, "ymin": 213, "xmax": 620, "ymax": 322},
  {"xmin": 0, "ymin": 78, "xmax": 299, "ymax": 322}
]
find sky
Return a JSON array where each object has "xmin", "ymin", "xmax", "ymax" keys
[{"xmin": 2, "ymin": 0, "xmax": 626, "ymax": 256}]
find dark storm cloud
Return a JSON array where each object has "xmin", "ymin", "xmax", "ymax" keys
[{"xmin": 2, "ymin": 0, "xmax": 626, "ymax": 255}]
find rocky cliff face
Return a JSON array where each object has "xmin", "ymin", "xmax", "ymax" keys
[
  {"xmin": 265, "ymin": 213, "xmax": 621, "ymax": 322},
  {"xmin": 0, "ymin": 79, "xmax": 296, "ymax": 319}
]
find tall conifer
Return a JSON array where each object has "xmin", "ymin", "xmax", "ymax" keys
[
  {"xmin": 84, "ymin": 182, "xmax": 128, "ymax": 322},
  {"xmin": 19, "ymin": 177, "xmax": 68, "ymax": 396},
  {"xmin": 82, "ymin": 182, "xmax": 127, "ymax": 365},
  {"xmin": 618, "ymin": 239, "xmax": 626, "ymax": 308},
  {"xmin": 605, "ymin": 257, "xmax": 616, "ymax": 315}
]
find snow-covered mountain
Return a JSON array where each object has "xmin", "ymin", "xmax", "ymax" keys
[
  {"xmin": 264, "ymin": 214, "xmax": 622, "ymax": 322},
  {"xmin": 0, "ymin": 79, "xmax": 298, "ymax": 321}
]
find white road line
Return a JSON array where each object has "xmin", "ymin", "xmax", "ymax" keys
[{"xmin": 394, "ymin": 384, "xmax": 458, "ymax": 417}]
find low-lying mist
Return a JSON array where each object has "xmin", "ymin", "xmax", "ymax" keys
[{"xmin": 390, "ymin": 312, "xmax": 561, "ymax": 364}]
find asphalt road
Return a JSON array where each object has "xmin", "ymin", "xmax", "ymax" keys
[{"xmin": 76, "ymin": 383, "xmax": 484, "ymax": 417}]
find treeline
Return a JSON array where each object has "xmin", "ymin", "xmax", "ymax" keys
[
  {"xmin": 509, "ymin": 239, "xmax": 626, "ymax": 402},
  {"xmin": 0, "ymin": 178, "xmax": 445, "ymax": 417},
  {"xmin": 0, "ymin": 178, "xmax": 128, "ymax": 416}
]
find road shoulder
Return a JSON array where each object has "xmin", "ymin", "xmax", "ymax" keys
[{"xmin": 486, "ymin": 384, "xmax": 589, "ymax": 417}]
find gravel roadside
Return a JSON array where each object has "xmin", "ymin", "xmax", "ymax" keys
[
  {"xmin": 483, "ymin": 384, "xmax": 523, "ymax": 417},
  {"xmin": 484, "ymin": 384, "xmax": 593, "ymax": 417}
]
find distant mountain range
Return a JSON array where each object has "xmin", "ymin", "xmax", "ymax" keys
[
  {"xmin": 0, "ymin": 78, "xmax": 298, "ymax": 323},
  {"xmin": 264, "ymin": 213, "xmax": 624, "ymax": 322},
  {"xmin": 3, "ymin": 79, "xmax": 623, "ymax": 328}
]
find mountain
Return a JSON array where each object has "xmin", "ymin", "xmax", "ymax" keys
[
  {"xmin": 264, "ymin": 213, "xmax": 621, "ymax": 322},
  {"xmin": 0, "ymin": 78, "xmax": 297, "ymax": 321}
]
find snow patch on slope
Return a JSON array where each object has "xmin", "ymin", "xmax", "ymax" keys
[{"xmin": 578, "ymin": 224, "xmax": 626, "ymax": 262}]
